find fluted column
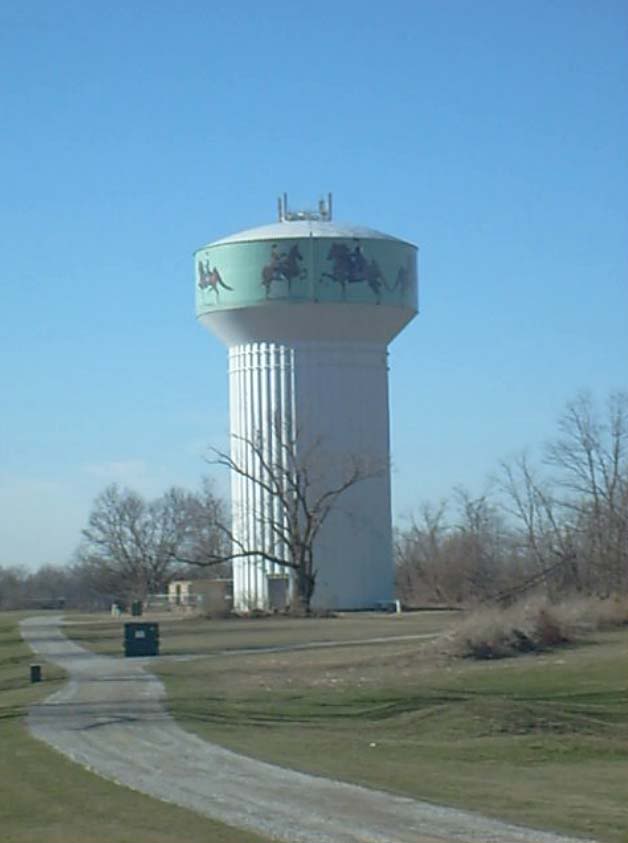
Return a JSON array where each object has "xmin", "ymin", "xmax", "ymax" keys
[
  {"xmin": 229, "ymin": 343, "xmax": 295, "ymax": 610},
  {"xmin": 228, "ymin": 340, "xmax": 393, "ymax": 611}
]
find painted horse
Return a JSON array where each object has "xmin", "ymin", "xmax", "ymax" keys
[
  {"xmin": 389, "ymin": 256, "xmax": 415, "ymax": 297},
  {"xmin": 197, "ymin": 260, "xmax": 233, "ymax": 300},
  {"xmin": 261, "ymin": 244, "xmax": 305, "ymax": 297},
  {"xmin": 321, "ymin": 242, "xmax": 384, "ymax": 302}
]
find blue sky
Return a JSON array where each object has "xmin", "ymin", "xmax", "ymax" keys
[{"xmin": 1, "ymin": 0, "xmax": 626, "ymax": 569}]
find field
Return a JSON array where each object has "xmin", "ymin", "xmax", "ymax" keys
[
  {"xmin": 64, "ymin": 609, "xmax": 628, "ymax": 843},
  {"xmin": 0, "ymin": 611, "xmax": 268, "ymax": 843},
  {"xmin": 8, "ymin": 607, "xmax": 628, "ymax": 842}
]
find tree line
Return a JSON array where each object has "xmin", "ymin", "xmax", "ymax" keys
[
  {"xmin": 2, "ymin": 390, "xmax": 626, "ymax": 611},
  {"xmin": 396, "ymin": 391, "xmax": 628, "ymax": 605},
  {"xmin": 0, "ymin": 480, "xmax": 229, "ymax": 610}
]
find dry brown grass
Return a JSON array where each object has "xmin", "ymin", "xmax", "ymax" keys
[{"xmin": 440, "ymin": 594, "xmax": 628, "ymax": 660}]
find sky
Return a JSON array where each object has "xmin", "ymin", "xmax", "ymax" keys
[{"xmin": 1, "ymin": 0, "xmax": 626, "ymax": 570}]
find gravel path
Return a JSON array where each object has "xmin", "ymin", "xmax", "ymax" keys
[{"xmin": 20, "ymin": 616, "xmax": 596, "ymax": 843}]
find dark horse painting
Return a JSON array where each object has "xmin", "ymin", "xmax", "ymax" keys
[
  {"xmin": 321, "ymin": 242, "xmax": 385, "ymax": 302},
  {"xmin": 261, "ymin": 244, "xmax": 306, "ymax": 297},
  {"xmin": 390, "ymin": 255, "xmax": 416, "ymax": 297},
  {"xmin": 197, "ymin": 260, "xmax": 233, "ymax": 301}
]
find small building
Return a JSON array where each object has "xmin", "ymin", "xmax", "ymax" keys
[{"xmin": 167, "ymin": 578, "xmax": 233, "ymax": 614}]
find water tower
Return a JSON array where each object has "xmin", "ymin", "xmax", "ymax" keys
[{"xmin": 195, "ymin": 196, "xmax": 418, "ymax": 611}]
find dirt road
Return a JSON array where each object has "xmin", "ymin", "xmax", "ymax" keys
[{"xmin": 20, "ymin": 616, "xmax": 596, "ymax": 843}]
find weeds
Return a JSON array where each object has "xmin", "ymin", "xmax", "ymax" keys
[{"xmin": 442, "ymin": 595, "xmax": 628, "ymax": 660}]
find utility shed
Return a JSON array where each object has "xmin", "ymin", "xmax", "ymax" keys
[{"xmin": 168, "ymin": 579, "xmax": 233, "ymax": 613}]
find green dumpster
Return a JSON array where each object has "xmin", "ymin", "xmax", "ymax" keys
[{"xmin": 124, "ymin": 622, "xmax": 159, "ymax": 657}]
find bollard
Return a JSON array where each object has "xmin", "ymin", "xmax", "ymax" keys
[{"xmin": 30, "ymin": 664, "xmax": 42, "ymax": 683}]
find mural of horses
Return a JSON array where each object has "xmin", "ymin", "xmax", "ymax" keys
[
  {"xmin": 197, "ymin": 260, "xmax": 233, "ymax": 300},
  {"xmin": 261, "ymin": 244, "xmax": 306, "ymax": 297},
  {"xmin": 321, "ymin": 242, "xmax": 385, "ymax": 302},
  {"xmin": 389, "ymin": 255, "xmax": 415, "ymax": 297}
]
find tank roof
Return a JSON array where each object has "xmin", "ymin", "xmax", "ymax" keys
[{"xmin": 205, "ymin": 219, "xmax": 414, "ymax": 248}]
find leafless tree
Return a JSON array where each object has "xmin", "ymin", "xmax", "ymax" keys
[
  {"xmin": 396, "ymin": 390, "xmax": 628, "ymax": 606},
  {"xmin": 0, "ymin": 563, "xmax": 99, "ymax": 610},
  {"xmin": 497, "ymin": 454, "xmax": 580, "ymax": 599},
  {"xmin": 168, "ymin": 478, "xmax": 230, "ymax": 574},
  {"xmin": 395, "ymin": 491, "xmax": 516, "ymax": 606},
  {"xmin": 395, "ymin": 501, "xmax": 449, "ymax": 604},
  {"xmin": 546, "ymin": 391, "xmax": 628, "ymax": 594},
  {"xmin": 204, "ymin": 424, "xmax": 385, "ymax": 612},
  {"xmin": 77, "ymin": 481, "xmax": 228, "ymax": 603},
  {"xmin": 430, "ymin": 488, "xmax": 520, "ymax": 604},
  {"xmin": 0, "ymin": 565, "xmax": 28, "ymax": 610}
]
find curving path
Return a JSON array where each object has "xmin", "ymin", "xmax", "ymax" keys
[{"xmin": 20, "ymin": 616, "xmax": 596, "ymax": 843}]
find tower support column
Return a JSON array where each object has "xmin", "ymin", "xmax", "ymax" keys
[{"xmin": 228, "ymin": 340, "xmax": 393, "ymax": 611}]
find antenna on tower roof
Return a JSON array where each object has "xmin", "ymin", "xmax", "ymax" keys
[{"xmin": 278, "ymin": 193, "xmax": 333, "ymax": 222}]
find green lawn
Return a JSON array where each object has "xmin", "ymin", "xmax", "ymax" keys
[
  {"xmin": 63, "ymin": 608, "xmax": 451, "ymax": 656},
  {"xmin": 150, "ymin": 615, "xmax": 627, "ymax": 843},
  {"xmin": 0, "ymin": 611, "xmax": 268, "ymax": 843},
  {"xmin": 59, "ymin": 611, "xmax": 628, "ymax": 841}
]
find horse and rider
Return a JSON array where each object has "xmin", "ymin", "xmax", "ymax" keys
[
  {"xmin": 389, "ymin": 255, "xmax": 415, "ymax": 296},
  {"xmin": 321, "ymin": 241, "xmax": 385, "ymax": 302},
  {"xmin": 197, "ymin": 259, "xmax": 233, "ymax": 300},
  {"xmin": 261, "ymin": 244, "xmax": 305, "ymax": 297}
]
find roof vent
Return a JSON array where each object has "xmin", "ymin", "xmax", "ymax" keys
[{"xmin": 277, "ymin": 193, "xmax": 333, "ymax": 222}]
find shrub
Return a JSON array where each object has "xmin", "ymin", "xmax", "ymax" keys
[
  {"xmin": 546, "ymin": 595, "xmax": 628, "ymax": 633},
  {"xmin": 534, "ymin": 607, "xmax": 569, "ymax": 647},
  {"xmin": 442, "ymin": 598, "xmax": 574, "ymax": 660},
  {"xmin": 585, "ymin": 595, "xmax": 628, "ymax": 628},
  {"xmin": 441, "ymin": 595, "xmax": 628, "ymax": 661}
]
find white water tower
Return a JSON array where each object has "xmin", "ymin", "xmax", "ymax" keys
[{"xmin": 195, "ymin": 196, "xmax": 418, "ymax": 610}]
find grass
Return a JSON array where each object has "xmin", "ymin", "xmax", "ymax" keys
[
  {"xmin": 58, "ymin": 610, "xmax": 628, "ymax": 841},
  {"xmin": 63, "ymin": 608, "xmax": 449, "ymax": 656},
  {"xmin": 0, "ymin": 611, "xmax": 269, "ymax": 843}
]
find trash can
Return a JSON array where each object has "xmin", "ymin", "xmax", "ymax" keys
[
  {"xmin": 131, "ymin": 600, "xmax": 143, "ymax": 617},
  {"xmin": 123, "ymin": 622, "xmax": 159, "ymax": 657},
  {"xmin": 30, "ymin": 664, "xmax": 42, "ymax": 683}
]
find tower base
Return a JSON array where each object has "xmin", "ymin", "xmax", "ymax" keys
[{"xmin": 228, "ymin": 340, "xmax": 394, "ymax": 612}]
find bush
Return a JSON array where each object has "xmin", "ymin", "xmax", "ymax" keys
[
  {"xmin": 544, "ymin": 595, "xmax": 628, "ymax": 633},
  {"xmin": 596, "ymin": 595, "xmax": 628, "ymax": 627},
  {"xmin": 441, "ymin": 595, "xmax": 628, "ymax": 661},
  {"xmin": 442, "ymin": 599, "xmax": 572, "ymax": 660}
]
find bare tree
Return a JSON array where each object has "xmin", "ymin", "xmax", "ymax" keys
[
  {"xmin": 0, "ymin": 565, "xmax": 28, "ymax": 610},
  {"xmin": 446, "ymin": 487, "xmax": 518, "ymax": 602},
  {"xmin": 77, "ymin": 481, "xmax": 228, "ymax": 603},
  {"xmin": 0, "ymin": 562, "xmax": 105, "ymax": 611},
  {"xmin": 203, "ymin": 424, "xmax": 385, "ymax": 612},
  {"xmin": 168, "ymin": 479, "xmax": 230, "ymax": 573},
  {"xmin": 395, "ymin": 491, "xmax": 516, "ymax": 606},
  {"xmin": 396, "ymin": 390, "xmax": 628, "ymax": 606},
  {"xmin": 546, "ymin": 391, "xmax": 628, "ymax": 594},
  {"xmin": 497, "ymin": 454, "xmax": 580, "ymax": 599},
  {"xmin": 495, "ymin": 392, "xmax": 628, "ymax": 599},
  {"xmin": 394, "ymin": 501, "xmax": 450, "ymax": 604}
]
